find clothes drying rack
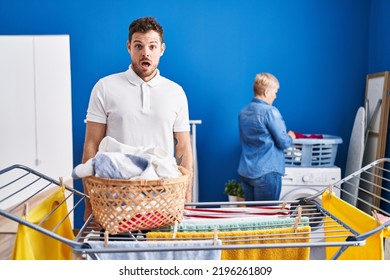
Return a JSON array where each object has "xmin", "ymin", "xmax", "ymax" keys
[{"xmin": 0, "ymin": 158, "xmax": 389, "ymax": 260}]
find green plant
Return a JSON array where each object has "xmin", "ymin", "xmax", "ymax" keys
[{"xmin": 224, "ymin": 179, "xmax": 244, "ymax": 198}]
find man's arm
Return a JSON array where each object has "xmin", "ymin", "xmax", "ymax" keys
[
  {"xmin": 173, "ymin": 131, "xmax": 194, "ymax": 203},
  {"xmin": 81, "ymin": 121, "xmax": 106, "ymax": 221}
]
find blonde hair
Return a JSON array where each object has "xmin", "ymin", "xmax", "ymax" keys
[{"xmin": 253, "ymin": 73, "xmax": 279, "ymax": 97}]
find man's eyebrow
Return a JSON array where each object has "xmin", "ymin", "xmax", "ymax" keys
[{"xmin": 132, "ymin": 39, "xmax": 160, "ymax": 44}]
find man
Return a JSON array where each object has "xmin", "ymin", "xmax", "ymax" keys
[{"xmin": 82, "ymin": 17, "xmax": 193, "ymax": 220}]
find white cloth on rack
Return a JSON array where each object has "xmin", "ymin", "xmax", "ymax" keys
[
  {"xmin": 85, "ymin": 240, "xmax": 222, "ymax": 260},
  {"xmin": 72, "ymin": 136, "xmax": 181, "ymax": 179}
]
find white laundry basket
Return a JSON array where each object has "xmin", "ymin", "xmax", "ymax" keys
[{"xmin": 284, "ymin": 135, "xmax": 342, "ymax": 167}]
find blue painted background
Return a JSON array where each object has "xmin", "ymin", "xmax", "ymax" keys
[{"xmin": 1, "ymin": 0, "xmax": 389, "ymax": 228}]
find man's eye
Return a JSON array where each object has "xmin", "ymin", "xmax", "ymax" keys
[{"xmin": 135, "ymin": 45, "xmax": 142, "ymax": 50}]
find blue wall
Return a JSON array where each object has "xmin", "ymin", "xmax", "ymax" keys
[{"xmin": 1, "ymin": 0, "xmax": 389, "ymax": 228}]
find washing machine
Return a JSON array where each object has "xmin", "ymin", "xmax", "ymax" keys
[
  {"xmin": 281, "ymin": 166, "xmax": 341, "ymax": 201},
  {"xmin": 281, "ymin": 166, "xmax": 341, "ymax": 259}
]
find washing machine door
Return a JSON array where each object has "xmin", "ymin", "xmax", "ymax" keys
[
  {"xmin": 280, "ymin": 187, "xmax": 325, "ymax": 243},
  {"xmin": 280, "ymin": 186, "xmax": 323, "ymax": 203}
]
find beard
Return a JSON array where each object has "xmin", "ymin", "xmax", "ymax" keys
[{"xmin": 132, "ymin": 60, "xmax": 158, "ymax": 81}]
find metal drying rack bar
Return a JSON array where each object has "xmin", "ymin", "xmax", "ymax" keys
[{"xmin": 1, "ymin": 159, "xmax": 389, "ymax": 260}]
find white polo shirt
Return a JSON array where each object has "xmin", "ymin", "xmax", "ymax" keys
[{"xmin": 86, "ymin": 65, "xmax": 190, "ymax": 156}]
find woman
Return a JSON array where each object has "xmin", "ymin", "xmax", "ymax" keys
[{"xmin": 237, "ymin": 73, "xmax": 295, "ymax": 201}]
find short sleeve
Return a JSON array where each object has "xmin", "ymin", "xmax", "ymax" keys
[{"xmin": 86, "ymin": 80, "xmax": 107, "ymax": 124}]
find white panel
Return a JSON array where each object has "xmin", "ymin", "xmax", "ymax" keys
[
  {"xmin": 0, "ymin": 36, "xmax": 36, "ymax": 170},
  {"xmin": 0, "ymin": 36, "xmax": 73, "ymax": 221},
  {"xmin": 190, "ymin": 120, "xmax": 202, "ymax": 202},
  {"xmin": 34, "ymin": 35, "xmax": 73, "ymax": 181}
]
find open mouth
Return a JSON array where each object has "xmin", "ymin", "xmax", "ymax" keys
[{"xmin": 141, "ymin": 61, "xmax": 151, "ymax": 69}]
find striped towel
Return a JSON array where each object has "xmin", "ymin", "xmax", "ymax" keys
[
  {"xmin": 158, "ymin": 216, "xmax": 309, "ymax": 232},
  {"xmin": 183, "ymin": 206, "xmax": 290, "ymax": 219}
]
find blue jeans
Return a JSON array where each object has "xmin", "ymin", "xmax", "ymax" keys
[{"xmin": 240, "ymin": 172, "xmax": 282, "ymax": 202}]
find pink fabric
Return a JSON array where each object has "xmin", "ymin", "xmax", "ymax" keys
[
  {"xmin": 183, "ymin": 206, "xmax": 290, "ymax": 219},
  {"xmin": 118, "ymin": 212, "xmax": 167, "ymax": 232},
  {"xmin": 294, "ymin": 132, "xmax": 323, "ymax": 139}
]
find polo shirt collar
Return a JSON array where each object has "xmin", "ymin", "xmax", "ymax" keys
[{"xmin": 126, "ymin": 64, "xmax": 161, "ymax": 87}]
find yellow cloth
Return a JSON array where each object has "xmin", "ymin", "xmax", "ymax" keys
[
  {"xmin": 147, "ymin": 226, "xmax": 311, "ymax": 260},
  {"xmin": 11, "ymin": 187, "xmax": 75, "ymax": 260},
  {"xmin": 322, "ymin": 190, "xmax": 390, "ymax": 260}
]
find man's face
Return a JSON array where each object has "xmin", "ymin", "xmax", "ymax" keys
[{"xmin": 127, "ymin": 30, "xmax": 165, "ymax": 82}]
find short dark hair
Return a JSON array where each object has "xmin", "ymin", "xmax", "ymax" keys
[{"xmin": 128, "ymin": 17, "xmax": 164, "ymax": 43}]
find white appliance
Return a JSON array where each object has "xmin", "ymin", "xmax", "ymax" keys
[
  {"xmin": 281, "ymin": 166, "xmax": 341, "ymax": 259},
  {"xmin": 281, "ymin": 166, "xmax": 341, "ymax": 202}
]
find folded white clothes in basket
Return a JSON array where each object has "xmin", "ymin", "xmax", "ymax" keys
[
  {"xmin": 85, "ymin": 240, "xmax": 222, "ymax": 260},
  {"xmin": 72, "ymin": 136, "xmax": 181, "ymax": 180}
]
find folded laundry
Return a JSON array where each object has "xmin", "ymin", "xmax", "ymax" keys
[
  {"xmin": 85, "ymin": 240, "xmax": 222, "ymax": 260},
  {"xmin": 72, "ymin": 152, "xmax": 160, "ymax": 180},
  {"xmin": 98, "ymin": 136, "xmax": 181, "ymax": 179},
  {"xmin": 72, "ymin": 136, "xmax": 181, "ymax": 180},
  {"xmin": 182, "ymin": 206, "xmax": 290, "ymax": 219},
  {"xmin": 159, "ymin": 216, "xmax": 309, "ymax": 232},
  {"xmin": 147, "ymin": 226, "xmax": 311, "ymax": 260}
]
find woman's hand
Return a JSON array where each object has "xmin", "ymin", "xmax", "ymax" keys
[{"xmin": 287, "ymin": 130, "xmax": 296, "ymax": 139}]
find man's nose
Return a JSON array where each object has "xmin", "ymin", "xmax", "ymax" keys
[{"xmin": 142, "ymin": 48, "xmax": 150, "ymax": 57}]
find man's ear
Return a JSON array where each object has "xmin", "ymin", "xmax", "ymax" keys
[
  {"xmin": 126, "ymin": 40, "xmax": 131, "ymax": 54},
  {"xmin": 160, "ymin": 43, "xmax": 166, "ymax": 56}
]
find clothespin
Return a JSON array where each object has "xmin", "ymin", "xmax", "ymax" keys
[
  {"xmin": 281, "ymin": 201, "xmax": 287, "ymax": 210},
  {"xmin": 293, "ymin": 206, "xmax": 302, "ymax": 233},
  {"xmin": 213, "ymin": 226, "xmax": 218, "ymax": 246},
  {"xmin": 328, "ymin": 184, "xmax": 334, "ymax": 198},
  {"xmin": 371, "ymin": 210, "xmax": 380, "ymax": 225},
  {"xmin": 104, "ymin": 230, "xmax": 109, "ymax": 248},
  {"xmin": 59, "ymin": 177, "xmax": 65, "ymax": 193},
  {"xmin": 172, "ymin": 220, "xmax": 178, "ymax": 239},
  {"xmin": 23, "ymin": 203, "xmax": 29, "ymax": 220}
]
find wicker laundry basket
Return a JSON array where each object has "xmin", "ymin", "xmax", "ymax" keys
[{"xmin": 84, "ymin": 166, "xmax": 189, "ymax": 235}]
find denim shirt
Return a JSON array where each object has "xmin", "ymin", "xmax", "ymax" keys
[{"xmin": 238, "ymin": 98, "xmax": 293, "ymax": 179}]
